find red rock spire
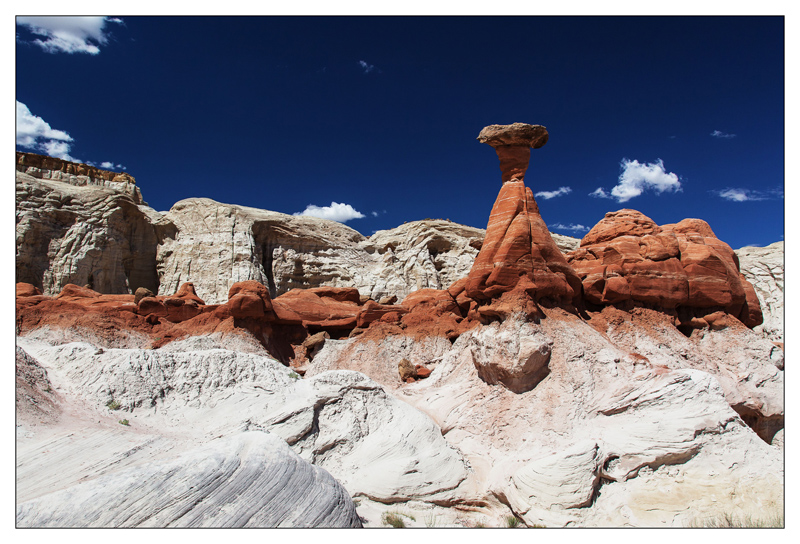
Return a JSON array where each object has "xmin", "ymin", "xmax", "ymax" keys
[{"xmin": 465, "ymin": 123, "xmax": 581, "ymax": 313}]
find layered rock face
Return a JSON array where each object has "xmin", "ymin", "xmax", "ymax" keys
[
  {"xmin": 568, "ymin": 209, "xmax": 763, "ymax": 329},
  {"xmin": 16, "ymin": 151, "xmax": 484, "ymax": 304},
  {"xmin": 16, "ymin": 153, "xmax": 168, "ymax": 296},
  {"xmin": 735, "ymin": 242, "xmax": 784, "ymax": 342},
  {"xmin": 17, "ymin": 432, "xmax": 363, "ymax": 528},
  {"xmin": 465, "ymin": 123, "xmax": 582, "ymax": 309}
]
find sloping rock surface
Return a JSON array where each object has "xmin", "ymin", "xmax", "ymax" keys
[
  {"xmin": 16, "ymin": 338, "xmax": 469, "ymax": 515},
  {"xmin": 17, "ymin": 431, "xmax": 362, "ymax": 528}
]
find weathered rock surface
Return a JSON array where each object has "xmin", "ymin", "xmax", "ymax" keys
[
  {"xmin": 735, "ymin": 242, "xmax": 784, "ymax": 342},
  {"xmin": 17, "ymin": 152, "xmax": 142, "ymax": 202},
  {"xmin": 16, "ymin": 153, "xmax": 169, "ymax": 296},
  {"xmin": 568, "ymin": 209, "xmax": 763, "ymax": 329},
  {"xmin": 17, "ymin": 431, "xmax": 362, "ymax": 528},
  {"xmin": 157, "ymin": 199, "xmax": 487, "ymax": 305},
  {"xmin": 477, "ymin": 123, "xmax": 549, "ymax": 183}
]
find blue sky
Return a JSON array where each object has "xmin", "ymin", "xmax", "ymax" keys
[{"xmin": 15, "ymin": 15, "xmax": 785, "ymax": 249}]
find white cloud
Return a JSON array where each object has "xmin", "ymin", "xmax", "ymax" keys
[
  {"xmin": 293, "ymin": 202, "xmax": 366, "ymax": 223},
  {"xmin": 371, "ymin": 211, "xmax": 379, "ymax": 217},
  {"xmin": 715, "ymin": 188, "xmax": 782, "ymax": 202},
  {"xmin": 16, "ymin": 101, "xmax": 79, "ymax": 161},
  {"xmin": 358, "ymin": 60, "xmax": 376, "ymax": 73},
  {"xmin": 550, "ymin": 222, "xmax": 590, "ymax": 233},
  {"xmin": 99, "ymin": 161, "xmax": 126, "ymax": 171},
  {"xmin": 535, "ymin": 186, "xmax": 572, "ymax": 200},
  {"xmin": 17, "ymin": 100, "xmax": 126, "ymax": 168},
  {"xmin": 592, "ymin": 159, "xmax": 681, "ymax": 203},
  {"xmin": 711, "ymin": 130, "xmax": 736, "ymax": 139},
  {"xmin": 16, "ymin": 16, "xmax": 122, "ymax": 54},
  {"xmin": 589, "ymin": 187, "xmax": 612, "ymax": 199}
]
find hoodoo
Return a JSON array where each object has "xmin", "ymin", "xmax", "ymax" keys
[{"xmin": 465, "ymin": 123, "xmax": 582, "ymax": 315}]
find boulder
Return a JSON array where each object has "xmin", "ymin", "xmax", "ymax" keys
[
  {"xmin": 57, "ymin": 284, "xmax": 101, "ymax": 299},
  {"xmin": 569, "ymin": 210, "xmax": 763, "ymax": 328},
  {"xmin": 398, "ymin": 358, "xmax": 416, "ymax": 382},
  {"xmin": 16, "ymin": 283, "xmax": 42, "ymax": 297},
  {"xmin": 134, "ymin": 287, "xmax": 154, "ymax": 305}
]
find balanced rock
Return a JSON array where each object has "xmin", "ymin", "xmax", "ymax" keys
[{"xmin": 465, "ymin": 123, "xmax": 581, "ymax": 310}]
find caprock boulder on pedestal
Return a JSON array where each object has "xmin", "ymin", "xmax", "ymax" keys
[{"xmin": 464, "ymin": 123, "xmax": 582, "ymax": 319}]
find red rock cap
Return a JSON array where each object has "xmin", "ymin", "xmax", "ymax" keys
[{"xmin": 477, "ymin": 123, "xmax": 549, "ymax": 149}]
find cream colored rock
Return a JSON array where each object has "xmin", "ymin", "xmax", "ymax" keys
[
  {"xmin": 17, "ymin": 338, "xmax": 469, "ymax": 506},
  {"xmin": 158, "ymin": 200, "xmax": 486, "ymax": 304},
  {"xmin": 17, "ymin": 431, "xmax": 362, "ymax": 528},
  {"xmin": 468, "ymin": 318, "xmax": 553, "ymax": 393},
  {"xmin": 551, "ymin": 233, "xmax": 580, "ymax": 253},
  {"xmin": 735, "ymin": 241, "xmax": 784, "ymax": 342},
  {"xmin": 15, "ymin": 169, "xmax": 169, "ymax": 296},
  {"xmin": 362, "ymin": 220, "xmax": 484, "ymax": 296}
]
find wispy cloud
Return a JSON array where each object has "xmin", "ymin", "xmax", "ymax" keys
[
  {"xmin": 16, "ymin": 100, "xmax": 77, "ymax": 161},
  {"xmin": 711, "ymin": 130, "xmax": 736, "ymax": 139},
  {"xmin": 358, "ymin": 60, "xmax": 377, "ymax": 74},
  {"xmin": 535, "ymin": 186, "xmax": 572, "ymax": 200},
  {"xmin": 293, "ymin": 202, "xmax": 366, "ymax": 223},
  {"xmin": 715, "ymin": 187, "xmax": 783, "ymax": 202},
  {"xmin": 16, "ymin": 16, "xmax": 123, "ymax": 54},
  {"xmin": 550, "ymin": 222, "xmax": 590, "ymax": 233},
  {"xmin": 590, "ymin": 158, "xmax": 681, "ymax": 203}
]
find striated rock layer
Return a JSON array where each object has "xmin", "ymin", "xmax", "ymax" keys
[
  {"xmin": 465, "ymin": 180, "xmax": 582, "ymax": 307},
  {"xmin": 17, "ymin": 431, "xmax": 362, "ymax": 528}
]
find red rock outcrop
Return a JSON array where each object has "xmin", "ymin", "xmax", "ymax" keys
[
  {"xmin": 568, "ymin": 209, "xmax": 763, "ymax": 329},
  {"xmin": 464, "ymin": 123, "xmax": 582, "ymax": 316}
]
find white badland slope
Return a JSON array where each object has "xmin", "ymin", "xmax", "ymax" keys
[{"xmin": 17, "ymin": 302, "xmax": 784, "ymax": 527}]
